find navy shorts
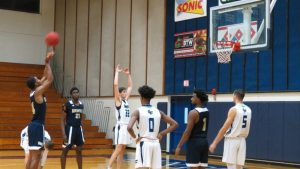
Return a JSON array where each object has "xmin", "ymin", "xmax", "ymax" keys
[
  {"xmin": 28, "ymin": 122, "xmax": 44, "ymax": 150},
  {"xmin": 64, "ymin": 125, "xmax": 85, "ymax": 148},
  {"xmin": 186, "ymin": 138, "xmax": 209, "ymax": 167}
]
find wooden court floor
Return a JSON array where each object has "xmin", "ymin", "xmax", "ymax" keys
[{"xmin": 0, "ymin": 149, "xmax": 298, "ymax": 169}]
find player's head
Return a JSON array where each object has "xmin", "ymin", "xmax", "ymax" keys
[
  {"xmin": 26, "ymin": 76, "xmax": 41, "ymax": 90},
  {"xmin": 233, "ymin": 89, "xmax": 245, "ymax": 102},
  {"xmin": 191, "ymin": 89, "xmax": 208, "ymax": 106},
  {"xmin": 70, "ymin": 87, "xmax": 80, "ymax": 100},
  {"xmin": 119, "ymin": 87, "xmax": 127, "ymax": 99},
  {"xmin": 138, "ymin": 85, "xmax": 156, "ymax": 103}
]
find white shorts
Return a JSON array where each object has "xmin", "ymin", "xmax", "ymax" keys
[
  {"xmin": 135, "ymin": 139, "xmax": 161, "ymax": 169},
  {"xmin": 20, "ymin": 126, "xmax": 51, "ymax": 154},
  {"xmin": 222, "ymin": 137, "xmax": 246, "ymax": 166},
  {"xmin": 114, "ymin": 124, "xmax": 131, "ymax": 145}
]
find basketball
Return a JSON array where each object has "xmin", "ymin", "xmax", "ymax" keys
[{"xmin": 45, "ymin": 32, "xmax": 60, "ymax": 46}]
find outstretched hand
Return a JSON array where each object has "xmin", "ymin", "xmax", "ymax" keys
[
  {"xmin": 45, "ymin": 51, "xmax": 54, "ymax": 63},
  {"xmin": 116, "ymin": 64, "xmax": 123, "ymax": 72},
  {"xmin": 123, "ymin": 68, "xmax": 130, "ymax": 75}
]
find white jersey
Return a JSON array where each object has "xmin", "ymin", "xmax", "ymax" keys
[
  {"xmin": 115, "ymin": 100, "xmax": 130, "ymax": 125},
  {"xmin": 138, "ymin": 105, "xmax": 161, "ymax": 140},
  {"xmin": 225, "ymin": 103, "xmax": 252, "ymax": 138}
]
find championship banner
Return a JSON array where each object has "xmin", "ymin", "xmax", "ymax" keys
[
  {"xmin": 174, "ymin": 29, "xmax": 207, "ymax": 58},
  {"xmin": 175, "ymin": 0, "xmax": 207, "ymax": 22}
]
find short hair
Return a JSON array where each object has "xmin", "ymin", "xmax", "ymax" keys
[
  {"xmin": 193, "ymin": 89, "xmax": 208, "ymax": 103},
  {"xmin": 26, "ymin": 76, "xmax": 36, "ymax": 90},
  {"xmin": 119, "ymin": 87, "xmax": 126, "ymax": 93},
  {"xmin": 138, "ymin": 85, "xmax": 156, "ymax": 99},
  {"xmin": 70, "ymin": 87, "xmax": 79, "ymax": 95},
  {"xmin": 233, "ymin": 89, "xmax": 245, "ymax": 100}
]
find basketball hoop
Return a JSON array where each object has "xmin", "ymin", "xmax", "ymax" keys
[{"xmin": 214, "ymin": 41, "xmax": 240, "ymax": 64}]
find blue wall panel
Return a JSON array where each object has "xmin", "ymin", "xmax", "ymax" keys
[
  {"xmin": 283, "ymin": 102, "xmax": 300, "ymax": 163},
  {"xmin": 231, "ymin": 53, "xmax": 245, "ymax": 90},
  {"xmin": 273, "ymin": 0, "xmax": 287, "ymax": 90},
  {"xmin": 195, "ymin": 57, "xmax": 207, "ymax": 90},
  {"xmin": 288, "ymin": 0, "xmax": 300, "ymax": 90},
  {"xmin": 254, "ymin": 103, "xmax": 269, "ymax": 159},
  {"xmin": 207, "ymin": 55, "xmax": 218, "ymax": 91},
  {"xmin": 266, "ymin": 103, "xmax": 284, "ymax": 161},
  {"xmin": 245, "ymin": 53, "xmax": 258, "ymax": 91},
  {"xmin": 164, "ymin": 0, "xmax": 175, "ymax": 94},
  {"xmin": 258, "ymin": 50, "xmax": 273, "ymax": 91},
  {"xmin": 218, "ymin": 64, "xmax": 231, "ymax": 92}
]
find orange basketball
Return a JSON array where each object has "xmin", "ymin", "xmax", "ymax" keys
[{"xmin": 45, "ymin": 32, "xmax": 60, "ymax": 46}]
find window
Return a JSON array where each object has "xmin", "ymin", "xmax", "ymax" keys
[{"xmin": 0, "ymin": 0, "xmax": 40, "ymax": 14}]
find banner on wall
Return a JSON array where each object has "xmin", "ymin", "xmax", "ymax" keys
[
  {"xmin": 174, "ymin": 29, "xmax": 207, "ymax": 58},
  {"xmin": 175, "ymin": 0, "xmax": 207, "ymax": 22}
]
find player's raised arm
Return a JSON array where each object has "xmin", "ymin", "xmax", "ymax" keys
[
  {"xmin": 127, "ymin": 109, "xmax": 139, "ymax": 141},
  {"xmin": 123, "ymin": 68, "xmax": 132, "ymax": 100},
  {"xmin": 114, "ymin": 64, "xmax": 123, "ymax": 106},
  {"xmin": 34, "ymin": 52, "xmax": 54, "ymax": 103},
  {"xmin": 175, "ymin": 110, "xmax": 197, "ymax": 155},
  {"xmin": 158, "ymin": 111, "xmax": 178, "ymax": 140},
  {"xmin": 209, "ymin": 107, "xmax": 237, "ymax": 153}
]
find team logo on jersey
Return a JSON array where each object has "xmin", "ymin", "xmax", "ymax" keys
[
  {"xmin": 72, "ymin": 109, "xmax": 83, "ymax": 113},
  {"xmin": 148, "ymin": 110, "xmax": 153, "ymax": 115}
]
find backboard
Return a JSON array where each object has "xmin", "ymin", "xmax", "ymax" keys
[{"xmin": 210, "ymin": 0, "xmax": 270, "ymax": 53}]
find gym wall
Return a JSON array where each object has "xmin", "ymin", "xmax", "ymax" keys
[
  {"xmin": 0, "ymin": 0, "xmax": 55, "ymax": 65},
  {"xmin": 54, "ymin": 0, "xmax": 165, "ymax": 97}
]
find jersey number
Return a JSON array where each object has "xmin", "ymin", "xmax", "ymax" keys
[
  {"xmin": 242, "ymin": 115, "xmax": 247, "ymax": 128},
  {"xmin": 149, "ymin": 118, "xmax": 154, "ymax": 132},
  {"xmin": 202, "ymin": 118, "xmax": 207, "ymax": 132},
  {"xmin": 125, "ymin": 109, "xmax": 130, "ymax": 117},
  {"xmin": 75, "ymin": 113, "xmax": 81, "ymax": 119}
]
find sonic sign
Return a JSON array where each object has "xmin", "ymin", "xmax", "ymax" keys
[{"xmin": 175, "ymin": 0, "xmax": 207, "ymax": 22}]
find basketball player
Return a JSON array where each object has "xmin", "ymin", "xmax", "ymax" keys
[
  {"xmin": 61, "ymin": 87, "xmax": 84, "ymax": 169},
  {"xmin": 127, "ymin": 85, "xmax": 178, "ymax": 169},
  {"xmin": 209, "ymin": 89, "xmax": 252, "ymax": 169},
  {"xmin": 107, "ymin": 64, "xmax": 132, "ymax": 169},
  {"xmin": 21, "ymin": 127, "xmax": 54, "ymax": 169},
  {"xmin": 175, "ymin": 89, "xmax": 209, "ymax": 169},
  {"xmin": 25, "ymin": 51, "xmax": 54, "ymax": 169}
]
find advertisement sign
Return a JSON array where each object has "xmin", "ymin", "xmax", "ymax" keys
[{"xmin": 175, "ymin": 0, "xmax": 207, "ymax": 22}]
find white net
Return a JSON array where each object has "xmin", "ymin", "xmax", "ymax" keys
[
  {"xmin": 214, "ymin": 41, "xmax": 235, "ymax": 64},
  {"xmin": 215, "ymin": 48, "xmax": 233, "ymax": 63}
]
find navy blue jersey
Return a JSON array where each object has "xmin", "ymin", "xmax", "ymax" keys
[
  {"xmin": 64, "ymin": 100, "xmax": 84, "ymax": 127},
  {"xmin": 30, "ymin": 91, "xmax": 47, "ymax": 124},
  {"xmin": 190, "ymin": 107, "xmax": 209, "ymax": 139}
]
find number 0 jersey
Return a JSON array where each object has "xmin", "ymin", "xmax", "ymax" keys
[
  {"xmin": 137, "ymin": 105, "xmax": 161, "ymax": 140},
  {"xmin": 225, "ymin": 103, "xmax": 252, "ymax": 138}
]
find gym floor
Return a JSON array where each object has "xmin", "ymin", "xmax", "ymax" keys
[{"xmin": 0, "ymin": 149, "xmax": 299, "ymax": 169}]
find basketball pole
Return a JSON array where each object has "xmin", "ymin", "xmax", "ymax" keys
[{"xmin": 242, "ymin": 7, "xmax": 253, "ymax": 45}]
